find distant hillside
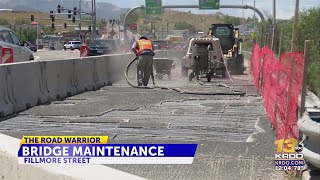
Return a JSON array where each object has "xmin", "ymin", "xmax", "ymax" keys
[
  {"xmin": 0, "ymin": 0, "xmax": 125, "ymax": 19},
  {"xmin": 136, "ymin": 11, "xmax": 242, "ymax": 32},
  {"xmin": 161, "ymin": 11, "xmax": 227, "ymax": 31}
]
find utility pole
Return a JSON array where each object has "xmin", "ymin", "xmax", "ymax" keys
[
  {"xmin": 300, "ymin": 40, "xmax": 310, "ymax": 117},
  {"xmin": 91, "ymin": 0, "xmax": 96, "ymax": 40},
  {"xmin": 242, "ymin": 0, "xmax": 244, "ymax": 19},
  {"xmin": 79, "ymin": 0, "xmax": 82, "ymax": 43},
  {"xmin": 271, "ymin": 0, "xmax": 276, "ymax": 51},
  {"xmin": 278, "ymin": 28, "xmax": 283, "ymax": 56},
  {"xmin": 36, "ymin": 0, "xmax": 39, "ymax": 50},
  {"xmin": 253, "ymin": 0, "xmax": 256, "ymax": 28},
  {"xmin": 291, "ymin": 0, "xmax": 300, "ymax": 52}
]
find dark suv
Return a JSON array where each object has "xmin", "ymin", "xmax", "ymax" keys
[{"xmin": 88, "ymin": 39, "xmax": 120, "ymax": 56}]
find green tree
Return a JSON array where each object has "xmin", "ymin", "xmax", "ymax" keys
[
  {"xmin": 296, "ymin": 8, "xmax": 320, "ymax": 95},
  {"xmin": 0, "ymin": 18, "xmax": 9, "ymax": 25},
  {"xmin": 276, "ymin": 7, "xmax": 320, "ymax": 96},
  {"xmin": 16, "ymin": 28, "xmax": 37, "ymax": 43},
  {"xmin": 15, "ymin": 17, "xmax": 30, "ymax": 25},
  {"xmin": 42, "ymin": 26, "xmax": 55, "ymax": 35},
  {"xmin": 224, "ymin": 15, "xmax": 241, "ymax": 25}
]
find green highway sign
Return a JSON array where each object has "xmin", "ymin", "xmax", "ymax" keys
[
  {"xmin": 199, "ymin": 0, "xmax": 220, "ymax": 10},
  {"xmin": 145, "ymin": 0, "xmax": 162, "ymax": 15}
]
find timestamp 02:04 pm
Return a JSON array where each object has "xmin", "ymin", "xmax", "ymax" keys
[{"xmin": 275, "ymin": 165, "xmax": 304, "ymax": 171}]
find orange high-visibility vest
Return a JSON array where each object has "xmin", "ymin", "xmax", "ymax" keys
[{"xmin": 136, "ymin": 39, "xmax": 153, "ymax": 55}]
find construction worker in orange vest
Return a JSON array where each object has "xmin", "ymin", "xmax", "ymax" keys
[{"xmin": 132, "ymin": 36, "xmax": 155, "ymax": 86}]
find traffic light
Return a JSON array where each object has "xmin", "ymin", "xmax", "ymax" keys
[
  {"xmin": 57, "ymin": 5, "xmax": 61, "ymax": 13},
  {"xmin": 73, "ymin": 7, "xmax": 77, "ymax": 15},
  {"xmin": 64, "ymin": 23, "xmax": 67, "ymax": 28},
  {"xmin": 50, "ymin": 11, "xmax": 53, "ymax": 18},
  {"xmin": 72, "ymin": 16, "xmax": 76, "ymax": 23},
  {"xmin": 51, "ymin": 16, "xmax": 55, "ymax": 22},
  {"xmin": 88, "ymin": 25, "xmax": 91, "ymax": 32},
  {"xmin": 30, "ymin": 15, "xmax": 34, "ymax": 21},
  {"xmin": 51, "ymin": 23, "xmax": 55, "ymax": 29},
  {"xmin": 68, "ymin": 10, "xmax": 72, "ymax": 18}
]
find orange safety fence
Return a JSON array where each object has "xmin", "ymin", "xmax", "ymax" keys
[{"xmin": 250, "ymin": 43, "xmax": 304, "ymax": 140}]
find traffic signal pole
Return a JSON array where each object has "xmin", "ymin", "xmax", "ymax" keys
[{"xmin": 79, "ymin": 0, "xmax": 82, "ymax": 43}]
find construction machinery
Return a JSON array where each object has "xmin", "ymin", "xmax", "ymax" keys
[
  {"xmin": 210, "ymin": 24, "xmax": 245, "ymax": 74},
  {"xmin": 181, "ymin": 36, "xmax": 226, "ymax": 82},
  {"xmin": 153, "ymin": 58, "xmax": 174, "ymax": 80}
]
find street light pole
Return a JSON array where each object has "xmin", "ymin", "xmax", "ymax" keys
[
  {"xmin": 242, "ymin": 0, "xmax": 244, "ymax": 19},
  {"xmin": 91, "ymin": 0, "xmax": 96, "ymax": 40},
  {"xmin": 291, "ymin": 0, "xmax": 300, "ymax": 52},
  {"xmin": 271, "ymin": 0, "xmax": 276, "ymax": 50},
  {"xmin": 36, "ymin": 0, "xmax": 39, "ymax": 50},
  {"xmin": 253, "ymin": 0, "xmax": 256, "ymax": 26}
]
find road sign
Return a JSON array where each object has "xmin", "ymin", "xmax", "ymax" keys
[
  {"xmin": 145, "ymin": 0, "xmax": 162, "ymax": 15},
  {"xmin": 199, "ymin": 0, "xmax": 220, "ymax": 10},
  {"xmin": 129, "ymin": 24, "xmax": 138, "ymax": 31}
]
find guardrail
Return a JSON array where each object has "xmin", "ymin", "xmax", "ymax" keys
[
  {"xmin": 299, "ymin": 110, "xmax": 320, "ymax": 170},
  {"xmin": 298, "ymin": 91, "xmax": 320, "ymax": 172}
]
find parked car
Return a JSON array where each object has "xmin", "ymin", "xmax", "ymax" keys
[
  {"xmin": 153, "ymin": 40, "xmax": 170, "ymax": 50},
  {"xmin": 26, "ymin": 41, "xmax": 37, "ymax": 52},
  {"xmin": 88, "ymin": 39, "xmax": 120, "ymax": 56},
  {"xmin": 0, "ymin": 26, "xmax": 34, "ymax": 62},
  {"xmin": 63, "ymin": 41, "xmax": 81, "ymax": 50}
]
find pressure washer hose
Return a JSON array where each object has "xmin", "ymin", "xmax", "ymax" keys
[
  {"xmin": 125, "ymin": 57, "xmax": 172, "ymax": 90},
  {"xmin": 125, "ymin": 57, "xmax": 245, "ymax": 96}
]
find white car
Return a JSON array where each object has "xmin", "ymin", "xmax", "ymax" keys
[
  {"xmin": 63, "ymin": 41, "xmax": 81, "ymax": 50},
  {"xmin": 0, "ymin": 26, "xmax": 34, "ymax": 62}
]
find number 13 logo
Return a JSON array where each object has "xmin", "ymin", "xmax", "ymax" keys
[{"xmin": 275, "ymin": 138, "xmax": 298, "ymax": 153}]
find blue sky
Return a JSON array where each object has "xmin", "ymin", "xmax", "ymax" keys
[{"xmin": 99, "ymin": 0, "xmax": 320, "ymax": 20}]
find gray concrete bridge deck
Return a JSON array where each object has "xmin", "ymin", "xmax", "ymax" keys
[{"xmin": 0, "ymin": 64, "xmax": 286, "ymax": 179}]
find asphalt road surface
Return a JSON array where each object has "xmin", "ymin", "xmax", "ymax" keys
[{"xmin": 0, "ymin": 60, "xmax": 287, "ymax": 180}]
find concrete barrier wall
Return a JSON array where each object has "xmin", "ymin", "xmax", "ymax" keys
[
  {"xmin": 41, "ymin": 60, "xmax": 77, "ymax": 100},
  {"xmin": 0, "ymin": 55, "xmax": 126, "ymax": 116},
  {"xmin": 0, "ymin": 67, "xmax": 13, "ymax": 116},
  {"xmin": 0, "ymin": 50, "xmax": 170, "ymax": 117},
  {"xmin": 6, "ymin": 62, "xmax": 49, "ymax": 112},
  {"xmin": 74, "ymin": 58, "xmax": 97, "ymax": 93}
]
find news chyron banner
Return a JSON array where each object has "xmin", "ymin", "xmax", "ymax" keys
[{"xmin": 18, "ymin": 136, "xmax": 197, "ymax": 164}]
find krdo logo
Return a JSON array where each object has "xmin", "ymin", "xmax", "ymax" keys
[{"xmin": 275, "ymin": 138, "xmax": 298, "ymax": 153}]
